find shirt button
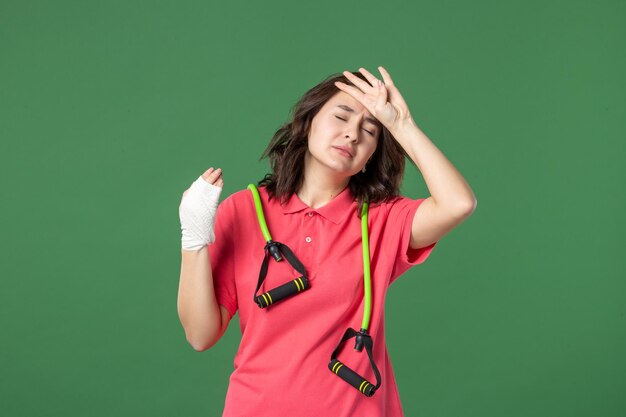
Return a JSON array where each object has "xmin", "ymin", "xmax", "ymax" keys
[
  {"xmin": 305, "ymin": 236, "xmax": 312, "ymax": 243},
  {"xmin": 308, "ymin": 212, "xmax": 314, "ymax": 217}
]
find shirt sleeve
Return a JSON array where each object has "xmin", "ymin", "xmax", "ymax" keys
[
  {"xmin": 386, "ymin": 196, "xmax": 438, "ymax": 285},
  {"xmin": 208, "ymin": 195, "xmax": 238, "ymax": 319}
]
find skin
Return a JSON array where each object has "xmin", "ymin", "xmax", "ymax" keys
[
  {"xmin": 180, "ymin": 66, "xmax": 477, "ymax": 344},
  {"xmin": 181, "ymin": 167, "xmax": 223, "ymax": 201},
  {"xmin": 184, "ymin": 92, "xmax": 379, "ymax": 209},
  {"xmin": 184, "ymin": 66, "xmax": 477, "ymax": 255},
  {"xmin": 297, "ymin": 90, "xmax": 380, "ymax": 208},
  {"xmin": 335, "ymin": 66, "xmax": 477, "ymax": 249}
]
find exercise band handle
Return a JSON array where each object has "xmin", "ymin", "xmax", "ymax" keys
[
  {"xmin": 329, "ymin": 328, "xmax": 381, "ymax": 397},
  {"xmin": 329, "ymin": 359, "xmax": 376, "ymax": 397},
  {"xmin": 255, "ymin": 275, "xmax": 310, "ymax": 308},
  {"xmin": 254, "ymin": 240, "xmax": 309, "ymax": 309}
]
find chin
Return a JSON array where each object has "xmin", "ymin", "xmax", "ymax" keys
[
  {"xmin": 310, "ymin": 153, "xmax": 358, "ymax": 177},
  {"xmin": 326, "ymin": 161, "xmax": 357, "ymax": 175}
]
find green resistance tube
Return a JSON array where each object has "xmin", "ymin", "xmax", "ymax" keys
[
  {"xmin": 360, "ymin": 202, "xmax": 372, "ymax": 331},
  {"xmin": 248, "ymin": 183, "xmax": 372, "ymax": 329},
  {"xmin": 247, "ymin": 184, "xmax": 272, "ymax": 242}
]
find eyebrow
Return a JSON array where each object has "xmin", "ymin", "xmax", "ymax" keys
[{"xmin": 336, "ymin": 105, "xmax": 380, "ymax": 127}]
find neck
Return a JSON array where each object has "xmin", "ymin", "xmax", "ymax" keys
[{"xmin": 298, "ymin": 154, "xmax": 350, "ymax": 209}]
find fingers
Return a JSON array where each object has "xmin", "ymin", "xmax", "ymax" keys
[
  {"xmin": 338, "ymin": 67, "xmax": 393, "ymax": 104},
  {"xmin": 180, "ymin": 167, "xmax": 223, "ymax": 210},
  {"xmin": 377, "ymin": 66, "xmax": 395, "ymax": 87},
  {"xmin": 375, "ymin": 78, "xmax": 388, "ymax": 108},
  {"xmin": 201, "ymin": 167, "xmax": 223, "ymax": 186},
  {"xmin": 343, "ymin": 70, "xmax": 375, "ymax": 91},
  {"xmin": 334, "ymin": 81, "xmax": 367, "ymax": 103},
  {"xmin": 355, "ymin": 67, "xmax": 380, "ymax": 88}
]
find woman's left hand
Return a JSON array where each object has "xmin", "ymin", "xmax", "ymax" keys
[{"xmin": 334, "ymin": 66, "xmax": 415, "ymax": 134}]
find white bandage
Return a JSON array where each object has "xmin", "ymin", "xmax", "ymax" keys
[{"xmin": 179, "ymin": 175, "xmax": 222, "ymax": 250}]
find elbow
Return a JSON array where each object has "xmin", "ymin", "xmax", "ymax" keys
[
  {"xmin": 177, "ymin": 307, "xmax": 225, "ymax": 352},
  {"xmin": 183, "ymin": 320, "xmax": 226, "ymax": 351},
  {"xmin": 187, "ymin": 335, "xmax": 216, "ymax": 352},
  {"xmin": 458, "ymin": 198, "xmax": 477, "ymax": 217},
  {"xmin": 191, "ymin": 343, "xmax": 211, "ymax": 353},
  {"xmin": 181, "ymin": 322, "xmax": 222, "ymax": 352},
  {"xmin": 437, "ymin": 195, "xmax": 477, "ymax": 219}
]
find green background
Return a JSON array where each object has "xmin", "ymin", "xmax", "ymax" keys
[{"xmin": 1, "ymin": 1, "xmax": 624, "ymax": 416}]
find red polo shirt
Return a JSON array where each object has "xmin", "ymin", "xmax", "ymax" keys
[{"xmin": 208, "ymin": 184, "xmax": 437, "ymax": 417}]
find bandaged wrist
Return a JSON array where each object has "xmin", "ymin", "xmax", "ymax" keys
[{"xmin": 179, "ymin": 175, "xmax": 222, "ymax": 250}]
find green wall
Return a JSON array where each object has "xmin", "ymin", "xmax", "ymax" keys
[{"xmin": 1, "ymin": 1, "xmax": 624, "ymax": 416}]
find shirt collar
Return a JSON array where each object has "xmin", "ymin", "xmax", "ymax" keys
[{"xmin": 280, "ymin": 186, "xmax": 356, "ymax": 225}]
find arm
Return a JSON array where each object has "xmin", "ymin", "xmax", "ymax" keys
[
  {"xmin": 177, "ymin": 167, "xmax": 231, "ymax": 351},
  {"xmin": 335, "ymin": 66, "xmax": 477, "ymax": 250},
  {"xmin": 178, "ymin": 247, "xmax": 231, "ymax": 351},
  {"xmin": 390, "ymin": 120, "xmax": 477, "ymax": 249}
]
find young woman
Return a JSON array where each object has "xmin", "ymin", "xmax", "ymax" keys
[{"xmin": 178, "ymin": 66, "xmax": 476, "ymax": 416}]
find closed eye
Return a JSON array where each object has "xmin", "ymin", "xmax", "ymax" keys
[{"xmin": 335, "ymin": 116, "xmax": 375, "ymax": 136}]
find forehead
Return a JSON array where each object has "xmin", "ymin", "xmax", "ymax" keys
[
  {"xmin": 324, "ymin": 91, "xmax": 369, "ymax": 115},
  {"xmin": 323, "ymin": 91, "xmax": 380, "ymax": 127}
]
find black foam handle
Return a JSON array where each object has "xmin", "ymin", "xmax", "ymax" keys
[
  {"xmin": 328, "ymin": 359, "xmax": 376, "ymax": 397},
  {"xmin": 254, "ymin": 276, "xmax": 309, "ymax": 308}
]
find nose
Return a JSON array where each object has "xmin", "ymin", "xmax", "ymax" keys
[{"xmin": 344, "ymin": 123, "xmax": 360, "ymax": 143}]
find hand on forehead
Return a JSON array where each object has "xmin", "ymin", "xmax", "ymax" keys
[{"xmin": 330, "ymin": 91, "xmax": 372, "ymax": 116}]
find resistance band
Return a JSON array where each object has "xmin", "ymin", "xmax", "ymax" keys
[{"xmin": 247, "ymin": 184, "xmax": 382, "ymax": 397}]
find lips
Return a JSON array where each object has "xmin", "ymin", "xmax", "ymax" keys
[{"xmin": 333, "ymin": 146, "xmax": 353, "ymax": 158}]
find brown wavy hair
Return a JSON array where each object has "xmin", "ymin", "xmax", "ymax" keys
[{"xmin": 257, "ymin": 70, "xmax": 412, "ymax": 217}]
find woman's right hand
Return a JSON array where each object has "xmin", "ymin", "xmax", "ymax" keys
[
  {"xmin": 179, "ymin": 167, "xmax": 224, "ymax": 251},
  {"xmin": 181, "ymin": 167, "xmax": 224, "ymax": 199}
]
